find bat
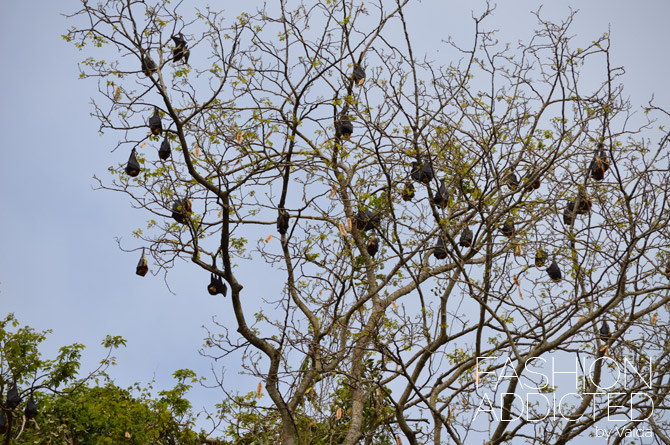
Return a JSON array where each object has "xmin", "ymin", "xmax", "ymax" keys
[
  {"xmin": 141, "ymin": 54, "xmax": 156, "ymax": 76},
  {"xmin": 355, "ymin": 209, "xmax": 380, "ymax": 232},
  {"xmin": 546, "ymin": 261, "xmax": 562, "ymax": 282},
  {"xmin": 431, "ymin": 179, "xmax": 449, "ymax": 208},
  {"xmin": 277, "ymin": 208, "xmax": 290, "ymax": 235},
  {"xmin": 149, "ymin": 107, "xmax": 162, "ymax": 135},
  {"xmin": 7, "ymin": 383, "xmax": 21, "ymax": 409},
  {"xmin": 501, "ymin": 218, "xmax": 515, "ymax": 237},
  {"xmin": 125, "ymin": 148, "xmax": 140, "ymax": 177},
  {"xmin": 535, "ymin": 248, "xmax": 548, "ymax": 267},
  {"xmin": 401, "ymin": 182, "xmax": 415, "ymax": 201},
  {"xmin": 158, "ymin": 136, "xmax": 171, "ymax": 160},
  {"xmin": 459, "ymin": 228, "xmax": 473, "ymax": 248},
  {"xmin": 207, "ymin": 273, "xmax": 227, "ymax": 296},
  {"xmin": 352, "ymin": 65, "xmax": 366, "ymax": 86},
  {"xmin": 337, "ymin": 118, "xmax": 353, "ymax": 139},
  {"xmin": 433, "ymin": 237, "xmax": 447, "ymax": 260},
  {"xmin": 410, "ymin": 156, "xmax": 434, "ymax": 184},
  {"xmin": 367, "ymin": 237, "xmax": 379, "ymax": 257},
  {"xmin": 25, "ymin": 395, "xmax": 38, "ymax": 420},
  {"xmin": 136, "ymin": 248, "xmax": 148, "ymax": 277},
  {"xmin": 171, "ymin": 198, "xmax": 192, "ymax": 224},
  {"xmin": 172, "ymin": 33, "xmax": 190, "ymax": 64}
]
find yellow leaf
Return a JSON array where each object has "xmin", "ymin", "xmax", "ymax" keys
[
  {"xmin": 125, "ymin": 432, "xmax": 131, "ymax": 439},
  {"xmin": 236, "ymin": 132, "xmax": 243, "ymax": 143},
  {"xmin": 339, "ymin": 223, "xmax": 348, "ymax": 237},
  {"xmin": 396, "ymin": 434, "xmax": 402, "ymax": 445},
  {"xmin": 139, "ymin": 142, "xmax": 147, "ymax": 148},
  {"xmin": 256, "ymin": 382, "xmax": 263, "ymax": 399},
  {"xmin": 392, "ymin": 301, "xmax": 398, "ymax": 310},
  {"xmin": 652, "ymin": 313, "xmax": 658, "ymax": 326},
  {"xmin": 265, "ymin": 235, "xmax": 273, "ymax": 243},
  {"xmin": 475, "ymin": 365, "xmax": 480, "ymax": 385},
  {"xmin": 336, "ymin": 407, "xmax": 343, "ymax": 420},
  {"xmin": 329, "ymin": 188, "xmax": 337, "ymax": 198},
  {"xmin": 514, "ymin": 244, "xmax": 522, "ymax": 257},
  {"xmin": 218, "ymin": 210, "xmax": 222, "ymax": 218},
  {"xmin": 346, "ymin": 217, "xmax": 352, "ymax": 232},
  {"xmin": 194, "ymin": 145, "xmax": 201, "ymax": 157}
]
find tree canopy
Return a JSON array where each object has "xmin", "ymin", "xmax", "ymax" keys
[{"xmin": 63, "ymin": 0, "xmax": 670, "ymax": 443}]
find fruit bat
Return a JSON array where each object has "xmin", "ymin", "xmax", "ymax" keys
[
  {"xmin": 159, "ymin": 136, "xmax": 171, "ymax": 160},
  {"xmin": 524, "ymin": 172, "xmax": 541, "ymax": 190},
  {"xmin": 277, "ymin": 208, "xmax": 289, "ymax": 235},
  {"xmin": 352, "ymin": 65, "xmax": 366, "ymax": 86},
  {"xmin": 410, "ymin": 157, "xmax": 434, "ymax": 184},
  {"xmin": 431, "ymin": 179, "xmax": 449, "ymax": 208},
  {"xmin": 433, "ymin": 238, "xmax": 447, "ymax": 260},
  {"xmin": 172, "ymin": 33, "xmax": 190, "ymax": 64},
  {"xmin": 401, "ymin": 182, "xmax": 415, "ymax": 201},
  {"xmin": 459, "ymin": 228, "xmax": 473, "ymax": 248},
  {"xmin": 590, "ymin": 144, "xmax": 610, "ymax": 181},
  {"xmin": 136, "ymin": 248, "xmax": 148, "ymax": 277},
  {"xmin": 149, "ymin": 107, "xmax": 162, "ymax": 135},
  {"xmin": 125, "ymin": 148, "xmax": 141, "ymax": 177},
  {"xmin": 576, "ymin": 190, "xmax": 592, "ymax": 215},
  {"xmin": 337, "ymin": 118, "xmax": 354, "ymax": 139},
  {"xmin": 171, "ymin": 198, "xmax": 192, "ymax": 224},
  {"xmin": 599, "ymin": 321, "xmax": 611, "ymax": 341},
  {"xmin": 367, "ymin": 237, "xmax": 379, "ymax": 257},
  {"xmin": 547, "ymin": 261, "xmax": 562, "ymax": 282},
  {"xmin": 7, "ymin": 383, "xmax": 21, "ymax": 409},
  {"xmin": 563, "ymin": 201, "xmax": 575, "ymax": 225},
  {"xmin": 355, "ymin": 209, "xmax": 380, "ymax": 232},
  {"xmin": 25, "ymin": 395, "xmax": 38, "ymax": 420},
  {"xmin": 535, "ymin": 249, "xmax": 548, "ymax": 268},
  {"xmin": 141, "ymin": 54, "xmax": 157, "ymax": 76},
  {"xmin": 501, "ymin": 218, "xmax": 515, "ymax": 237},
  {"xmin": 507, "ymin": 171, "xmax": 519, "ymax": 190},
  {"xmin": 207, "ymin": 273, "xmax": 227, "ymax": 296}
]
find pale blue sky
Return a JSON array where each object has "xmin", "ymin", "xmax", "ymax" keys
[{"xmin": 1, "ymin": 0, "xmax": 668, "ymax": 438}]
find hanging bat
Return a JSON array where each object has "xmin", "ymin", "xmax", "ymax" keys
[
  {"xmin": 431, "ymin": 179, "xmax": 449, "ymax": 208},
  {"xmin": 410, "ymin": 157, "xmax": 434, "ymax": 184},
  {"xmin": 158, "ymin": 136, "xmax": 171, "ymax": 160},
  {"xmin": 501, "ymin": 218, "xmax": 515, "ymax": 237},
  {"xmin": 336, "ymin": 118, "xmax": 353, "ymax": 139},
  {"xmin": 546, "ymin": 261, "xmax": 562, "ymax": 282},
  {"xmin": 459, "ymin": 228, "xmax": 473, "ymax": 248},
  {"xmin": 172, "ymin": 33, "xmax": 190, "ymax": 64},
  {"xmin": 401, "ymin": 182, "xmax": 415, "ymax": 201},
  {"xmin": 141, "ymin": 54, "xmax": 157, "ymax": 76},
  {"xmin": 433, "ymin": 237, "xmax": 447, "ymax": 260},
  {"xmin": 136, "ymin": 248, "xmax": 148, "ymax": 277},
  {"xmin": 367, "ymin": 237, "xmax": 379, "ymax": 257},
  {"xmin": 25, "ymin": 395, "xmax": 38, "ymax": 420},
  {"xmin": 7, "ymin": 383, "xmax": 22, "ymax": 409},
  {"xmin": 171, "ymin": 198, "xmax": 192, "ymax": 224},
  {"xmin": 352, "ymin": 65, "xmax": 366, "ymax": 86},
  {"xmin": 277, "ymin": 208, "xmax": 290, "ymax": 235},
  {"xmin": 149, "ymin": 107, "xmax": 162, "ymax": 135},
  {"xmin": 125, "ymin": 148, "xmax": 141, "ymax": 177},
  {"xmin": 207, "ymin": 273, "xmax": 227, "ymax": 296}
]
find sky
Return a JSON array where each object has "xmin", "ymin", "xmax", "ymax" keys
[{"xmin": 1, "ymin": 0, "xmax": 669, "ymax": 439}]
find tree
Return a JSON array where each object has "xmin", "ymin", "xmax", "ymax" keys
[
  {"xmin": 0, "ymin": 313, "xmax": 206, "ymax": 444},
  {"xmin": 65, "ymin": 1, "xmax": 670, "ymax": 443}
]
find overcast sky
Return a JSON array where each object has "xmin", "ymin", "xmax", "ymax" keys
[{"xmin": 1, "ymin": 0, "xmax": 669, "ymax": 438}]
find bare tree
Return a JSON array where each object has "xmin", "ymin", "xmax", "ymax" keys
[{"xmin": 66, "ymin": 1, "xmax": 670, "ymax": 443}]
